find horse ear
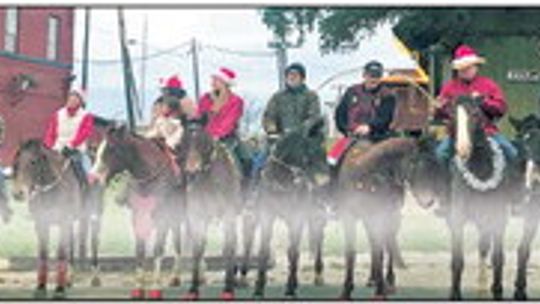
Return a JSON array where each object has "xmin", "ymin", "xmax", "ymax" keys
[
  {"xmin": 199, "ymin": 113, "xmax": 209, "ymax": 127},
  {"xmin": 508, "ymin": 116, "xmax": 523, "ymax": 132}
]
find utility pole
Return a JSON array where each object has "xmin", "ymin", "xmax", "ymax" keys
[
  {"xmin": 140, "ymin": 14, "xmax": 148, "ymax": 116},
  {"xmin": 268, "ymin": 38, "xmax": 288, "ymax": 91},
  {"xmin": 118, "ymin": 8, "xmax": 138, "ymax": 130},
  {"xmin": 191, "ymin": 38, "xmax": 201, "ymax": 102},
  {"xmin": 81, "ymin": 7, "xmax": 91, "ymax": 91}
]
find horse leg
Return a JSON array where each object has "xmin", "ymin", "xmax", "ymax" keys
[
  {"xmin": 284, "ymin": 217, "xmax": 303, "ymax": 298},
  {"xmin": 148, "ymin": 224, "xmax": 168, "ymax": 299},
  {"xmin": 309, "ymin": 212, "xmax": 325, "ymax": 286},
  {"xmin": 491, "ymin": 222, "xmax": 506, "ymax": 300},
  {"xmin": 237, "ymin": 212, "xmax": 256, "ymax": 288},
  {"xmin": 221, "ymin": 214, "xmax": 238, "ymax": 299},
  {"xmin": 366, "ymin": 231, "xmax": 377, "ymax": 288},
  {"xmin": 169, "ymin": 222, "xmax": 182, "ymax": 287},
  {"xmin": 34, "ymin": 222, "xmax": 49, "ymax": 299},
  {"xmin": 365, "ymin": 220, "xmax": 386, "ymax": 299},
  {"xmin": 449, "ymin": 219, "xmax": 465, "ymax": 300},
  {"xmin": 53, "ymin": 223, "xmax": 71, "ymax": 299},
  {"xmin": 131, "ymin": 237, "xmax": 146, "ymax": 299},
  {"xmin": 253, "ymin": 215, "xmax": 274, "ymax": 299},
  {"xmin": 340, "ymin": 216, "xmax": 356, "ymax": 300},
  {"xmin": 385, "ymin": 239, "xmax": 396, "ymax": 294},
  {"xmin": 184, "ymin": 218, "xmax": 208, "ymax": 300},
  {"xmin": 89, "ymin": 214, "xmax": 102, "ymax": 287},
  {"xmin": 477, "ymin": 228, "xmax": 491, "ymax": 296},
  {"xmin": 514, "ymin": 208, "xmax": 539, "ymax": 300}
]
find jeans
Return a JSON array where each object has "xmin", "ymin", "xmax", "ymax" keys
[{"xmin": 435, "ymin": 132, "xmax": 518, "ymax": 163}]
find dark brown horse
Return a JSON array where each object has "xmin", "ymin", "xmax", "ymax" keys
[
  {"xmin": 336, "ymin": 136, "xmax": 417, "ymax": 299},
  {"xmin": 252, "ymin": 119, "xmax": 329, "ymax": 299},
  {"xmin": 90, "ymin": 125, "xmax": 184, "ymax": 299},
  {"xmin": 439, "ymin": 96, "xmax": 522, "ymax": 300},
  {"xmin": 11, "ymin": 139, "xmax": 82, "ymax": 299},
  {"xmin": 509, "ymin": 114, "xmax": 540, "ymax": 300},
  {"xmin": 176, "ymin": 118, "xmax": 244, "ymax": 300}
]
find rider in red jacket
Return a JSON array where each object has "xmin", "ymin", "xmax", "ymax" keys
[{"xmin": 434, "ymin": 44, "xmax": 518, "ymax": 163}]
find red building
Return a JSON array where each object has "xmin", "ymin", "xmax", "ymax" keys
[{"xmin": 0, "ymin": 7, "xmax": 74, "ymax": 166}]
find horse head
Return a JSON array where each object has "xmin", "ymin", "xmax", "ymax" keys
[
  {"xmin": 11, "ymin": 139, "xmax": 55, "ymax": 201},
  {"xmin": 452, "ymin": 95, "xmax": 487, "ymax": 160},
  {"xmin": 510, "ymin": 114, "xmax": 540, "ymax": 189},
  {"xmin": 178, "ymin": 115, "xmax": 215, "ymax": 177},
  {"xmin": 90, "ymin": 124, "xmax": 137, "ymax": 183}
]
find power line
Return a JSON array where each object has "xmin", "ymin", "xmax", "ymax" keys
[{"xmin": 200, "ymin": 43, "xmax": 275, "ymax": 58}]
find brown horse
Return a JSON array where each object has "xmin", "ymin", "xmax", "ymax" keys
[
  {"xmin": 176, "ymin": 118, "xmax": 244, "ymax": 300},
  {"xmin": 336, "ymin": 136, "xmax": 417, "ymax": 300},
  {"xmin": 11, "ymin": 139, "xmax": 82, "ymax": 299},
  {"xmin": 90, "ymin": 125, "xmax": 185, "ymax": 299},
  {"xmin": 252, "ymin": 118, "xmax": 329, "ymax": 299}
]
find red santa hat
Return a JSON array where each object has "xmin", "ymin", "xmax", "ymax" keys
[
  {"xmin": 212, "ymin": 67, "xmax": 236, "ymax": 86},
  {"xmin": 159, "ymin": 74, "xmax": 183, "ymax": 89},
  {"xmin": 451, "ymin": 45, "xmax": 486, "ymax": 70}
]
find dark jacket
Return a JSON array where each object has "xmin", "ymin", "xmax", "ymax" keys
[
  {"xmin": 335, "ymin": 83, "xmax": 396, "ymax": 142},
  {"xmin": 262, "ymin": 84, "xmax": 322, "ymax": 137}
]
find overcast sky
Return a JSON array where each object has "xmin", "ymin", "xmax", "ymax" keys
[{"xmin": 72, "ymin": 8, "xmax": 419, "ymax": 135}]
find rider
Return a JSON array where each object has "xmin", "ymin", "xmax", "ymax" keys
[
  {"xmin": 434, "ymin": 44, "xmax": 518, "ymax": 164},
  {"xmin": 160, "ymin": 74, "xmax": 197, "ymax": 121},
  {"xmin": 197, "ymin": 67, "xmax": 252, "ymax": 178},
  {"xmin": 43, "ymin": 88, "xmax": 95, "ymax": 189},
  {"xmin": 262, "ymin": 62, "xmax": 329, "ymax": 186},
  {"xmin": 328, "ymin": 60, "xmax": 397, "ymax": 166}
]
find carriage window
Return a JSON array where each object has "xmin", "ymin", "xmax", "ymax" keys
[
  {"xmin": 3, "ymin": 7, "xmax": 18, "ymax": 53},
  {"xmin": 46, "ymin": 16, "xmax": 60, "ymax": 61}
]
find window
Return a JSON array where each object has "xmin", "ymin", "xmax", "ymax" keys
[
  {"xmin": 4, "ymin": 7, "xmax": 18, "ymax": 52},
  {"xmin": 46, "ymin": 16, "xmax": 60, "ymax": 61}
]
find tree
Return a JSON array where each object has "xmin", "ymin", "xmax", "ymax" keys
[{"xmin": 260, "ymin": 8, "xmax": 540, "ymax": 54}]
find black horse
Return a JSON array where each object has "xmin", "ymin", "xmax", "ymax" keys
[
  {"xmin": 440, "ymin": 96, "xmax": 523, "ymax": 300},
  {"xmin": 509, "ymin": 114, "xmax": 540, "ymax": 300},
  {"xmin": 252, "ymin": 118, "xmax": 329, "ymax": 298}
]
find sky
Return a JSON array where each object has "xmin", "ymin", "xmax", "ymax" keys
[{"xmin": 72, "ymin": 8, "xmax": 420, "ymax": 136}]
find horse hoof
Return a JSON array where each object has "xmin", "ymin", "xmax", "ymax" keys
[
  {"xmin": 169, "ymin": 277, "xmax": 181, "ymax": 287},
  {"xmin": 148, "ymin": 289, "xmax": 163, "ymax": 300},
  {"xmin": 130, "ymin": 288, "xmax": 145, "ymax": 299},
  {"xmin": 182, "ymin": 291, "xmax": 199, "ymax": 301},
  {"xmin": 90, "ymin": 276, "xmax": 102, "ymax": 288},
  {"xmin": 314, "ymin": 275, "xmax": 325, "ymax": 286},
  {"xmin": 366, "ymin": 279, "xmax": 375, "ymax": 288},
  {"xmin": 339, "ymin": 293, "xmax": 352, "ymax": 301},
  {"xmin": 284, "ymin": 292, "xmax": 297, "ymax": 299},
  {"xmin": 220, "ymin": 291, "xmax": 235, "ymax": 300},
  {"xmin": 33, "ymin": 286, "xmax": 47, "ymax": 299},
  {"xmin": 514, "ymin": 290, "xmax": 527, "ymax": 301},
  {"xmin": 53, "ymin": 286, "xmax": 66, "ymax": 300}
]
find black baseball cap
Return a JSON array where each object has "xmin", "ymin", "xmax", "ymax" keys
[{"xmin": 363, "ymin": 60, "xmax": 384, "ymax": 78}]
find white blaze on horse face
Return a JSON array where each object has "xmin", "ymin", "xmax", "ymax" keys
[
  {"xmin": 456, "ymin": 105, "xmax": 472, "ymax": 160},
  {"xmin": 89, "ymin": 139, "xmax": 108, "ymax": 183}
]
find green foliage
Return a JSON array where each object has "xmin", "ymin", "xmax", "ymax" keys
[{"xmin": 260, "ymin": 8, "xmax": 540, "ymax": 53}]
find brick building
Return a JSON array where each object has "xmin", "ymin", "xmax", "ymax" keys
[{"xmin": 0, "ymin": 7, "xmax": 74, "ymax": 166}]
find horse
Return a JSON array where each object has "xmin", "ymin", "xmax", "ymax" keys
[
  {"xmin": 11, "ymin": 139, "xmax": 83, "ymax": 299},
  {"xmin": 438, "ymin": 96, "xmax": 523, "ymax": 300},
  {"xmin": 508, "ymin": 114, "xmax": 540, "ymax": 300},
  {"xmin": 252, "ymin": 118, "xmax": 330, "ymax": 299},
  {"xmin": 90, "ymin": 124, "xmax": 185, "ymax": 299},
  {"xmin": 335, "ymin": 135, "xmax": 418, "ymax": 299},
  {"xmin": 176, "ymin": 118, "xmax": 245, "ymax": 300}
]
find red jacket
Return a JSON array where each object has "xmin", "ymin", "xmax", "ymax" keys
[
  {"xmin": 43, "ymin": 107, "xmax": 95, "ymax": 151},
  {"xmin": 198, "ymin": 92, "xmax": 244, "ymax": 140},
  {"xmin": 436, "ymin": 76, "xmax": 506, "ymax": 135}
]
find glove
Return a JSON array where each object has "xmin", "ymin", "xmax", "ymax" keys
[{"xmin": 62, "ymin": 147, "xmax": 76, "ymax": 158}]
